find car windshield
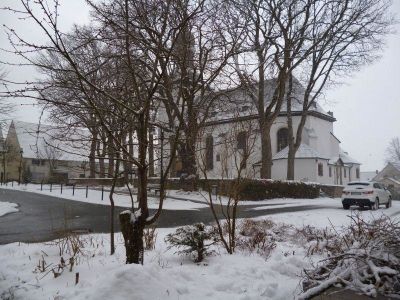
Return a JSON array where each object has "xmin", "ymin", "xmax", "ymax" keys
[{"xmin": 347, "ymin": 182, "xmax": 370, "ymax": 186}]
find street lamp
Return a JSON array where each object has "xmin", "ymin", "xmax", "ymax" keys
[{"xmin": 18, "ymin": 148, "xmax": 23, "ymax": 185}]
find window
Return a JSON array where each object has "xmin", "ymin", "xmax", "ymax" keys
[
  {"xmin": 205, "ymin": 135, "xmax": 214, "ymax": 170},
  {"xmin": 344, "ymin": 168, "xmax": 347, "ymax": 178},
  {"xmin": 216, "ymin": 153, "xmax": 221, "ymax": 162},
  {"xmin": 32, "ymin": 159, "xmax": 40, "ymax": 166},
  {"xmin": 318, "ymin": 163, "xmax": 323, "ymax": 177},
  {"xmin": 237, "ymin": 131, "xmax": 247, "ymax": 153},
  {"xmin": 277, "ymin": 128, "xmax": 289, "ymax": 152},
  {"xmin": 329, "ymin": 166, "xmax": 332, "ymax": 177},
  {"xmin": 356, "ymin": 168, "xmax": 360, "ymax": 179}
]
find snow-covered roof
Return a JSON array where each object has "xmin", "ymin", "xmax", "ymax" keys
[
  {"xmin": 387, "ymin": 177, "xmax": 400, "ymax": 185},
  {"xmin": 390, "ymin": 161, "xmax": 400, "ymax": 172},
  {"xmin": 360, "ymin": 171, "xmax": 378, "ymax": 182},
  {"xmin": 11, "ymin": 120, "xmax": 90, "ymax": 161},
  {"xmin": 272, "ymin": 143, "xmax": 329, "ymax": 160},
  {"xmin": 339, "ymin": 149, "xmax": 360, "ymax": 165},
  {"xmin": 208, "ymin": 78, "xmax": 334, "ymax": 124}
]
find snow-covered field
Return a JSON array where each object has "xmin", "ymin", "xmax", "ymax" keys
[
  {"xmin": 0, "ymin": 201, "xmax": 18, "ymax": 217},
  {"xmin": 1, "ymin": 184, "xmax": 400, "ymax": 299},
  {"xmin": 0, "ymin": 227, "xmax": 312, "ymax": 300}
]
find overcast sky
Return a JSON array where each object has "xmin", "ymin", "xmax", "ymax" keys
[{"xmin": 0, "ymin": 0, "xmax": 399, "ymax": 172}]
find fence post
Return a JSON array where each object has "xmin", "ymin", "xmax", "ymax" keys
[
  {"xmin": 101, "ymin": 186, "xmax": 104, "ymax": 201},
  {"xmin": 72, "ymin": 184, "xmax": 75, "ymax": 196},
  {"xmin": 61, "ymin": 184, "xmax": 63, "ymax": 194},
  {"xmin": 12, "ymin": 181, "xmax": 13, "ymax": 187},
  {"xmin": 50, "ymin": 183, "xmax": 52, "ymax": 192},
  {"xmin": 41, "ymin": 181, "xmax": 43, "ymax": 191},
  {"xmin": 86, "ymin": 186, "xmax": 88, "ymax": 198}
]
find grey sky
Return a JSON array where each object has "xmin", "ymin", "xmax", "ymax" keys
[{"xmin": 0, "ymin": 0, "xmax": 399, "ymax": 172}]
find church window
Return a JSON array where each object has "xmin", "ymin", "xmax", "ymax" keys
[
  {"xmin": 318, "ymin": 163, "xmax": 323, "ymax": 177},
  {"xmin": 277, "ymin": 128, "xmax": 289, "ymax": 152},
  {"xmin": 356, "ymin": 168, "xmax": 360, "ymax": 179},
  {"xmin": 206, "ymin": 135, "xmax": 214, "ymax": 170},
  {"xmin": 329, "ymin": 166, "xmax": 332, "ymax": 177},
  {"xmin": 237, "ymin": 131, "xmax": 247, "ymax": 153},
  {"xmin": 344, "ymin": 168, "xmax": 347, "ymax": 178}
]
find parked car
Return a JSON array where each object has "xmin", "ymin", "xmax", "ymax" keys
[{"xmin": 341, "ymin": 181, "xmax": 392, "ymax": 210}]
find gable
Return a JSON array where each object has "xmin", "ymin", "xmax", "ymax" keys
[{"xmin": 374, "ymin": 163, "xmax": 400, "ymax": 181}]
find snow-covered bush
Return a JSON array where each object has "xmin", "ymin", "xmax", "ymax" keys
[
  {"xmin": 236, "ymin": 219, "xmax": 277, "ymax": 258},
  {"xmin": 165, "ymin": 223, "xmax": 218, "ymax": 262},
  {"xmin": 299, "ymin": 214, "xmax": 400, "ymax": 299}
]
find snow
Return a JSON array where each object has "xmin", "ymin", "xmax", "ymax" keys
[
  {"xmin": 272, "ymin": 143, "xmax": 328, "ymax": 160},
  {"xmin": 1, "ymin": 188, "xmax": 399, "ymax": 299},
  {"xmin": 0, "ymin": 229, "xmax": 310, "ymax": 300},
  {"xmin": 0, "ymin": 201, "xmax": 18, "ymax": 216},
  {"xmin": 0, "ymin": 184, "xmax": 208, "ymax": 210}
]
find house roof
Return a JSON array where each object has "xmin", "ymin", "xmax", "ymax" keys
[
  {"xmin": 272, "ymin": 143, "xmax": 329, "ymax": 160},
  {"xmin": 360, "ymin": 171, "xmax": 378, "ymax": 182},
  {"xmin": 390, "ymin": 161, "xmax": 400, "ymax": 172},
  {"xmin": 10, "ymin": 120, "xmax": 90, "ymax": 161}
]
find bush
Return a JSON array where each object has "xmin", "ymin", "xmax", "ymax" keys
[
  {"xmin": 236, "ymin": 219, "xmax": 277, "ymax": 258},
  {"xmin": 299, "ymin": 214, "xmax": 400, "ymax": 299},
  {"xmin": 238, "ymin": 179, "xmax": 320, "ymax": 200},
  {"xmin": 165, "ymin": 223, "xmax": 218, "ymax": 262}
]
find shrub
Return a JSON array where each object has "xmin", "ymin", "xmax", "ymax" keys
[
  {"xmin": 238, "ymin": 179, "xmax": 320, "ymax": 200},
  {"xmin": 300, "ymin": 214, "xmax": 400, "ymax": 299},
  {"xmin": 236, "ymin": 219, "xmax": 277, "ymax": 258},
  {"xmin": 165, "ymin": 223, "xmax": 218, "ymax": 262}
]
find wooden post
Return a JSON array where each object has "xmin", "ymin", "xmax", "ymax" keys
[
  {"xmin": 101, "ymin": 186, "xmax": 104, "ymax": 201},
  {"xmin": 50, "ymin": 183, "xmax": 52, "ymax": 192},
  {"xmin": 61, "ymin": 184, "xmax": 63, "ymax": 194},
  {"xmin": 86, "ymin": 186, "xmax": 88, "ymax": 198},
  {"xmin": 72, "ymin": 184, "xmax": 75, "ymax": 196}
]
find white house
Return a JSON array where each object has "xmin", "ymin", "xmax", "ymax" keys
[{"xmin": 195, "ymin": 80, "xmax": 361, "ymax": 185}]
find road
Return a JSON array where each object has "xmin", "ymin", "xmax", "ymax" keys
[{"xmin": 0, "ymin": 188, "xmax": 327, "ymax": 244}]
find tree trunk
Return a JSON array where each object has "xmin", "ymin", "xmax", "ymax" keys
[
  {"xmin": 260, "ymin": 123, "xmax": 273, "ymax": 179},
  {"xmin": 286, "ymin": 73, "xmax": 295, "ymax": 180},
  {"xmin": 119, "ymin": 211, "xmax": 145, "ymax": 264},
  {"xmin": 89, "ymin": 131, "xmax": 97, "ymax": 178},
  {"xmin": 148, "ymin": 127, "xmax": 155, "ymax": 177}
]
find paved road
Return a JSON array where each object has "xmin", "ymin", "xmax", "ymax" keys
[{"xmin": 0, "ymin": 189, "xmax": 328, "ymax": 244}]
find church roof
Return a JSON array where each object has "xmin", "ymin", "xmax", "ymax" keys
[
  {"xmin": 339, "ymin": 149, "xmax": 360, "ymax": 165},
  {"xmin": 272, "ymin": 143, "xmax": 329, "ymax": 160},
  {"xmin": 9, "ymin": 120, "xmax": 90, "ymax": 161},
  {"xmin": 207, "ymin": 78, "xmax": 335, "ymax": 125}
]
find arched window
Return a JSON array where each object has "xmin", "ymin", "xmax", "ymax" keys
[
  {"xmin": 277, "ymin": 128, "xmax": 289, "ymax": 152},
  {"xmin": 205, "ymin": 135, "xmax": 214, "ymax": 170}
]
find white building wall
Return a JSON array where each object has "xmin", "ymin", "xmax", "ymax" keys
[{"xmin": 271, "ymin": 158, "xmax": 318, "ymax": 182}]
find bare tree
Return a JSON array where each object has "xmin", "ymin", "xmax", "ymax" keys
[
  {"xmin": 386, "ymin": 137, "xmax": 400, "ymax": 163},
  {"xmin": 4, "ymin": 0, "xmax": 211, "ymax": 265},
  {"xmin": 199, "ymin": 114, "xmax": 258, "ymax": 254},
  {"xmin": 285, "ymin": 0, "xmax": 393, "ymax": 180}
]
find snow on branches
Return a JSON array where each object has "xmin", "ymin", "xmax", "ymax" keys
[{"xmin": 299, "ymin": 214, "xmax": 400, "ymax": 299}]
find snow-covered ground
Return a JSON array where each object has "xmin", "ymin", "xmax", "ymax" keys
[
  {"xmin": 1, "ymin": 184, "xmax": 400, "ymax": 299},
  {"xmin": 0, "ymin": 201, "xmax": 18, "ymax": 217},
  {"xmin": 0, "ymin": 227, "xmax": 312, "ymax": 300},
  {"xmin": 0, "ymin": 183, "xmax": 208, "ymax": 210}
]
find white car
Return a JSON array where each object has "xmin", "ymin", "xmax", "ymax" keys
[{"xmin": 341, "ymin": 181, "xmax": 392, "ymax": 210}]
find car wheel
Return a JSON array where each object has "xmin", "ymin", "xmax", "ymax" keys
[
  {"xmin": 372, "ymin": 198, "xmax": 379, "ymax": 210},
  {"xmin": 343, "ymin": 204, "xmax": 350, "ymax": 210},
  {"xmin": 386, "ymin": 197, "xmax": 392, "ymax": 209}
]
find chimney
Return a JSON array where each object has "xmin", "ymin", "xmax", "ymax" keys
[
  {"xmin": 327, "ymin": 111, "xmax": 334, "ymax": 117},
  {"xmin": 376, "ymin": 170, "xmax": 378, "ymax": 174}
]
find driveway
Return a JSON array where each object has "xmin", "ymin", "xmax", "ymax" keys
[{"xmin": 0, "ymin": 189, "xmax": 327, "ymax": 244}]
